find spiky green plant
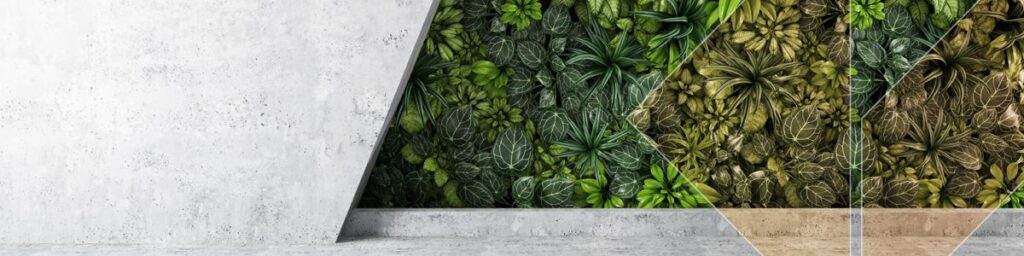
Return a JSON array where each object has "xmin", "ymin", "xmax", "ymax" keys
[
  {"xmin": 399, "ymin": 53, "xmax": 451, "ymax": 133},
  {"xmin": 706, "ymin": 45, "xmax": 800, "ymax": 132},
  {"xmin": 568, "ymin": 20, "xmax": 649, "ymax": 114},
  {"xmin": 634, "ymin": 0, "xmax": 711, "ymax": 69},
  {"xmin": 552, "ymin": 111, "xmax": 629, "ymax": 176}
]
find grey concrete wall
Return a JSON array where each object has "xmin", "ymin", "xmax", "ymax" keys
[{"xmin": 0, "ymin": 0, "xmax": 432, "ymax": 244}]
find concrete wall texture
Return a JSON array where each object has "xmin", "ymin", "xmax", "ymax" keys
[{"xmin": 0, "ymin": 0, "xmax": 432, "ymax": 244}]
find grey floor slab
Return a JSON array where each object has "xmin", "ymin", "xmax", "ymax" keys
[
  {"xmin": 0, "ymin": 237, "xmax": 757, "ymax": 256},
  {"xmin": 0, "ymin": 0, "xmax": 432, "ymax": 244}
]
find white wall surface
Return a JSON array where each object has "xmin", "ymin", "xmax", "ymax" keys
[{"xmin": 0, "ymin": 0, "xmax": 433, "ymax": 244}]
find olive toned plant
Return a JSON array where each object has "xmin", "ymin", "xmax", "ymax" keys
[{"xmin": 706, "ymin": 45, "xmax": 800, "ymax": 132}]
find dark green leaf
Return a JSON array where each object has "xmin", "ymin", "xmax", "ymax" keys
[
  {"xmin": 492, "ymin": 128, "xmax": 534, "ymax": 176},
  {"xmin": 488, "ymin": 36, "xmax": 516, "ymax": 66},
  {"xmin": 539, "ymin": 178, "xmax": 575, "ymax": 207},
  {"xmin": 459, "ymin": 180, "xmax": 496, "ymax": 207},
  {"xmin": 517, "ymin": 41, "xmax": 547, "ymax": 70},
  {"xmin": 512, "ymin": 176, "xmax": 537, "ymax": 207},
  {"xmin": 610, "ymin": 171, "xmax": 642, "ymax": 199}
]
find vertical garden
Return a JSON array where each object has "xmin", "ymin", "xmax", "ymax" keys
[
  {"xmin": 361, "ymin": 0, "xmax": 1024, "ymax": 210},
  {"xmin": 361, "ymin": 0, "xmax": 739, "ymax": 208}
]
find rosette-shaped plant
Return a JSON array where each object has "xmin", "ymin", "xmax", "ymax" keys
[
  {"xmin": 706, "ymin": 45, "xmax": 799, "ymax": 132},
  {"xmin": 637, "ymin": 162, "xmax": 720, "ymax": 208},
  {"xmin": 477, "ymin": 97, "xmax": 525, "ymax": 142},
  {"xmin": 732, "ymin": 5, "xmax": 803, "ymax": 60},
  {"xmin": 978, "ymin": 159, "xmax": 1024, "ymax": 208},
  {"xmin": 848, "ymin": 0, "xmax": 884, "ymax": 29},
  {"xmin": 500, "ymin": 0, "xmax": 543, "ymax": 30},
  {"xmin": 426, "ymin": 0, "xmax": 467, "ymax": 61}
]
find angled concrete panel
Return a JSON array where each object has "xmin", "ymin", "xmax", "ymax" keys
[{"xmin": 0, "ymin": 0, "xmax": 433, "ymax": 244}]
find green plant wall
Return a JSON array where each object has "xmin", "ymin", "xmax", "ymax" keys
[
  {"xmin": 860, "ymin": 0, "xmax": 1024, "ymax": 208},
  {"xmin": 360, "ymin": 0, "xmax": 739, "ymax": 208},
  {"xmin": 362, "ymin": 0, "xmax": 1024, "ymax": 210},
  {"xmin": 636, "ymin": 0, "xmax": 851, "ymax": 208}
]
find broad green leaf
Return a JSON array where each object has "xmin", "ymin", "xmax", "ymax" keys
[
  {"xmin": 452, "ymin": 162, "xmax": 481, "ymax": 182},
  {"xmin": 882, "ymin": 178, "xmax": 917, "ymax": 207},
  {"xmin": 488, "ymin": 36, "xmax": 516, "ymax": 66},
  {"xmin": 862, "ymin": 176, "xmax": 884, "ymax": 203},
  {"xmin": 800, "ymin": 181, "xmax": 837, "ymax": 207},
  {"xmin": 459, "ymin": 180, "xmax": 496, "ymax": 207},
  {"xmin": 857, "ymin": 42, "xmax": 886, "ymax": 68},
  {"xmin": 943, "ymin": 142, "xmax": 983, "ymax": 170},
  {"xmin": 882, "ymin": 6, "xmax": 912, "ymax": 35},
  {"xmin": 907, "ymin": 0, "xmax": 929, "ymax": 23},
  {"xmin": 538, "ymin": 110, "xmax": 571, "ymax": 142},
  {"xmin": 610, "ymin": 171, "xmax": 642, "ymax": 199},
  {"xmin": 945, "ymin": 171, "xmax": 982, "ymax": 198},
  {"xmin": 512, "ymin": 176, "xmax": 537, "ymax": 207},
  {"xmin": 492, "ymin": 127, "xmax": 535, "ymax": 176},
  {"xmin": 517, "ymin": 41, "xmax": 548, "ymax": 70},
  {"xmin": 437, "ymin": 105, "xmax": 475, "ymax": 143},
  {"xmin": 930, "ymin": 0, "xmax": 964, "ymax": 28},
  {"xmin": 792, "ymin": 162, "xmax": 826, "ymax": 184},
  {"xmin": 779, "ymin": 106, "xmax": 823, "ymax": 148},
  {"xmin": 539, "ymin": 178, "xmax": 575, "ymax": 207},
  {"xmin": 542, "ymin": 5, "xmax": 571, "ymax": 34}
]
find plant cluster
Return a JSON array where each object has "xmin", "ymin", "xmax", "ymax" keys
[
  {"xmin": 850, "ymin": 0, "xmax": 973, "ymax": 117},
  {"xmin": 633, "ymin": 0, "xmax": 851, "ymax": 208},
  {"xmin": 860, "ymin": 0, "xmax": 1024, "ymax": 208},
  {"xmin": 848, "ymin": 0, "xmax": 974, "ymax": 207},
  {"xmin": 361, "ymin": 0, "xmax": 737, "ymax": 208}
]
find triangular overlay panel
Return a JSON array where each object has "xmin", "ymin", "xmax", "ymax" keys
[
  {"xmin": 858, "ymin": 0, "xmax": 1024, "ymax": 254},
  {"xmin": 954, "ymin": 189, "xmax": 1024, "ymax": 255},
  {"xmin": 358, "ymin": 0, "xmax": 743, "ymax": 211},
  {"xmin": 633, "ymin": 0, "xmax": 852, "ymax": 254}
]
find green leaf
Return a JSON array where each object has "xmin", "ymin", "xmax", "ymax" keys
[
  {"xmin": 437, "ymin": 105, "xmax": 474, "ymax": 143},
  {"xmin": 492, "ymin": 127, "xmax": 535, "ymax": 176},
  {"xmin": 800, "ymin": 181, "xmax": 837, "ymax": 207},
  {"xmin": 779, "ymin": 106, "xmax": 823, "ymax": 148},
  {"xmin": 945, "ymin": 171, "xmax": 982, "ymax": 198},
  {"xmin": 451, "ymin": 162, "xmax": 481, "ymax": 182},
  {"xmin": 512, "ymin": 176, "xmax": 537, "ymax": 207},
  {"xmin": 542, "ymin": 5, "xmax": 571, "ymax": 34},
  {"xmin": 538, "ymin": 110, "xmax": 571, "ymax": 142},
  {"xmin": 792, "ymin": 162, "xmax": 826, "ymax": 184},
  {"xmin": 860, "ymin": 178, "xmax": 884, "ymax": 203},
  {"xmin": 930, "ymin": 0, "xmax": 964, "ymax": 28},
  {"xmin": 907, "ymin": 0, "xmax": 930, "ymax": 23},
  {"xmin": 882, "ymin": 6, "xmax": 913, "ymax": 35},
  {"xmin": 944, "ymin": 142, "xmax": 983, "ymax": 170},
  {"xmin": 610, "ymin": 171, "xmax": 642, "ymax": 199},
  {"xmin": 882, "ymin": 178, "xmax": 917, "ymax": 207},
  {"xmin": 971, "ymin": 74, "xmax": 1013, "ymax": 110},
  {"xmin": 539, "ymin": 178, "xmax": 575, "ymax": 207},
  {"xmin": 459, "ymin": 180, "xmax": 496, "ymax": 207},
  {"xmin": 488, "ymin": 36, "xmax": 516, "ymax": 66},
  {"xmin": 434, "ymin": 169, "xmax": 450, "ymax": 187},
  {"xmin": 606, "ymin": 144, "xmax": 642, "ymax": 171},
  {"xmin": 506, "ymin": 71, "xmax": 534, "ymax": 96},
  {"xmin": 517, "ymin": 41, "xmax": 548, "ymax": 70},
  {"xmin": 857, "ymin": 42, "xmax": 886, "ymax": 68}
]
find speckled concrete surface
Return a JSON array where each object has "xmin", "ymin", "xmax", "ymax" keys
[
  {"xmin": 342, "ymin": 209, "xmax": 750, "ymax": 238},
  {"xmin": 0, "ymin": 0, "xmax": 433, "ymax": 244},
  {"xmin": 0, "ymin": 237, "xmax": 757, "ymax": 256}
]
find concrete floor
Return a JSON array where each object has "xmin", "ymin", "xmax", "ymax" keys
[{"xmin": 6, "ymin": 209, "xmax": 1024, "ymax": 255}]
